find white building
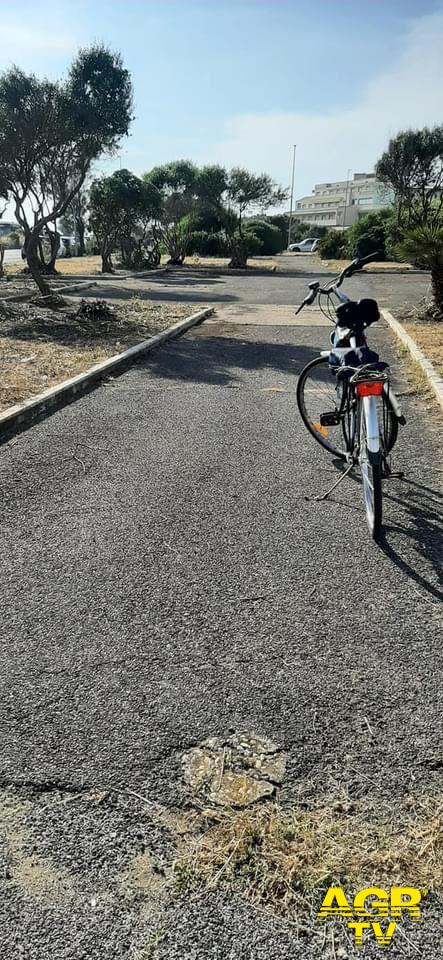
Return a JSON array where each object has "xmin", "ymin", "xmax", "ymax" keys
[{"xmin": 294, "ymin": 173, "xmax": 392, "ymax": 229}]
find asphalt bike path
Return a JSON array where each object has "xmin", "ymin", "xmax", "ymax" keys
[{"xmin": 0, "ymin": 271, "xmax": 441, "ymax": 957}]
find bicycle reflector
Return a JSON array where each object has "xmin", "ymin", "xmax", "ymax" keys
[{"xmin": 355, "ymin": 381, "xmax": 385, "ymax": 397}]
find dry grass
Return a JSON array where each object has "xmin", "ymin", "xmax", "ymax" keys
[
  {"xmin": 0, "ymin": 298, "xmax": 193, "ymax": 411},
  {"xmin": 4, "ymin": 255, "xmax": 103, "ymax": 277},
  {"xmin": 403, "ymin": 321, "xmax": 443, "ymax": 377},
  {"xmin": 51, "ymin": 255, "xmax": 103, "ymax": 276},
  {"xmin": 319, "ymin": 258, "xmax": 415, "ymax": 273},
  {"xmin": 172, "ymin": 797, "xmax": 443, "ymax": 919},
  {"xmin": 396, "ymin": 346, "xmax": 436, "ymax": 399},
  {"xmin": 5, "ymin": 253, "xmax": 278, "ymax": 278},
  {"xmin": 0, "ymin": 337, "xmax": 111, "ymax": 409},
  {"xmin": 185, "ymin": 255, "xmax": 277, "ymax": 271}
]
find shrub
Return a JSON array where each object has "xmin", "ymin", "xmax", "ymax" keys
[
  {"xmin": 345, "ymin": 209, "xmax": 396, "ymax": 261},
  {"xmin": 397, "ymin": 225, "xmax": 443, "ymax": 315},
  {"xmin": 317, "ymin": 230, "xmax": 347, "ymax": 259},
  {"xmin": 0, "ymin": 230, "xmax": 22, "ymax": 249},
  {"xmin": 187, "ymin": 230, "xmax": 228, "ymax": 257},
  {"xmin": 244, "ymin": 219, "xmax": 285, "ymax": 255}
]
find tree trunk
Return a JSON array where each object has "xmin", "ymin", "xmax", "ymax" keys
[
  {"xmin": 101, "ymin": 240, "xmax": 113, "ymax": 273},
  {"xmin": 228, "ymin": 236, "xmax": 247, "ymax": 269},
  {"xmin": 45, "ymin": 226, "xmax": 60, "ymax": 274},
  {"xmin": 77, "ymin": 218, "xmax": 86, "ymax": 257},
  {"xmin": 0, "ymin": 247, "xmax": 4, "ymax": 279},
  {"xmin": 431, "ymin": 260, "xmax": 443, "ymax": 317},
  {"xmin": 26, "ymin": 233, "xmax": 51, "ymax": 296}
]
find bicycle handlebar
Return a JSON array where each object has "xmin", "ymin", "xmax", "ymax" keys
[
  {"xmin": 295, "ymin": 252, "xmax": 380, "ymax": 315},
  {"xmin": 334, "ymin": 251, "xmax": 379, "ymax": 288}
]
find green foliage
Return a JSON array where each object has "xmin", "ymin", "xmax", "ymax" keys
[
  {"xmin": 376, "ymin": 125, "xmax": 443, "ymax": 228},
  {"xmin": 289, "ymin": 218, "xmax": 327, "ymax": 243},
  {"xmin": 0, "ymin": 229, "xmax": 22, "ymax": 249},
  {"xmin": 317, "ymin": 230, "xmax": 347, "ymax": 259},
  {"xmin": 397, "ymin": 224, "xmax": 443, "ymax": 314},
  {"xmin": 186, "ymin": 230, "xmax": 227, "ymax": 257},
  {"xmin": 244, "ymin": 219, "xmax": 285, "ymax": 255},
  {"xmin": 345, "ymin": 209, "xmax": 395, "ymax": 260},
  {"xmin": 192, "ymin": 203, "xmax": 224, "ymax": 233},
  {"xmin": 197, "ymin": 165, "xmax": 288, "ymax": 267},
  {"xmin": 67, "ymin": 45, "xmax": 133, "ymax": 151}
]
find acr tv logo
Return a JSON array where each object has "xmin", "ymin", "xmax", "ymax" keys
[{"xmin": 317, "ymin": 886, "xmax": 425, "ymax": 948}]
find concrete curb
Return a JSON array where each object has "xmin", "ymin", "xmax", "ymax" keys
[
  {"xmin": 382, "ymin": 308, "xmax": 443, "ymax": 410},
  {"xmin": 3, "ymin": 280, "xmax": 97, "ymax": 303},
  {"xmin": 0, "ymin": 305, "xmax": 213, "ymax": 441},
  {"xmin": 52, "ymin": 266, "xmax": 171, "ymax": 282},
  {"xmin": 2, "ymin": 266, "xmax": 171, "ymax": 302}
]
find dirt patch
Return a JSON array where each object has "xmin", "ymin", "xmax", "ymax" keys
[
  {"xmin": 0, "ymin": 297, "xmax": 194, "ymax": 411},
  {"xmin": 0, "ymin": 793, "xmax": 76, "ymax": 904}
]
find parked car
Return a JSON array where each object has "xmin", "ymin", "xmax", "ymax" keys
[{"xmin": 288, "ymin": 238, "xmax": 319, "ymax": 253}]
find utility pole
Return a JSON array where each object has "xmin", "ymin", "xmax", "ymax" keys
[{"xmin": 287, "ymin": 144, "xmax": 297, "ymax": 249}]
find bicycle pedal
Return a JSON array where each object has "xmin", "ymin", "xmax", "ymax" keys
[{"xmin": 320, "ymin": 411, "xmax": 341, "ymax": 427}]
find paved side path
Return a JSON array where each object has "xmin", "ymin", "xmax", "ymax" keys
[{"xmin": 0, "ymin": 308, "xmax": 441, "ymax": 958}]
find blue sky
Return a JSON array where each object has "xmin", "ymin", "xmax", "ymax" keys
[{"xmin": 0, "ymin": 0, "xmax": 442, "ymax": 204}]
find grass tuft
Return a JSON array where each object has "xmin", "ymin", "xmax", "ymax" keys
[{"xmin": 172, "ymin": 797, "xmax": 443, "ymax": 919}]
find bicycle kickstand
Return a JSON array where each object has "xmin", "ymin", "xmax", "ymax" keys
[{"xmin": 312, "ymin": 460, "xmax": 355, "ymax": 502}]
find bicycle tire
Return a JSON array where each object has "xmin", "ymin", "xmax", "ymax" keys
[{"xmin": 296, "ymin": 356, "xmax": 349, "ymax": 459}]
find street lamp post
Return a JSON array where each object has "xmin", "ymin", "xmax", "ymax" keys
[{"xmin": 287, "ymin": 144, "xmax": 297, "ymax": 250}]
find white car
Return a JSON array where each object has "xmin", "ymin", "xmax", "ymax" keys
[{"xmin": 288, "ymin": 238, "xmax": 319, "ymax": 253}]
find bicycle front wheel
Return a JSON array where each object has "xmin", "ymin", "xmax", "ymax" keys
[
  {"xmin": 296, "ymin": 356, "xmax": 349, "ymax": 459},
  {"xmin": 359, "ymin": 398, "xmax": 383, "ymax": 540}
]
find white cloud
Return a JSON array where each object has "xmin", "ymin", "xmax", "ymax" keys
[
  {"xmin": 202, "ymin": 7, "xmax": 443, "ymax": 201},
  {"xmin": 0, "ymin": 23, "xmax": 73, "ymax": 55}
]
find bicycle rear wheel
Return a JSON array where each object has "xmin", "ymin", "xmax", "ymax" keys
[
  {"xmin": 297, "ymin": 357, "xmax": 398, "ymax": 461},
  {"xmin": 296, "ymin": 356, "xmax": 350, "ymax": 460}
]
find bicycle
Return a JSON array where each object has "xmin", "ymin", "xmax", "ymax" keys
[{"xmin": 296, "ymin": 253, "xmax": 405, "ymax": 540}]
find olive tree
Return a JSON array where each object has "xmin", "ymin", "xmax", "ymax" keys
[
  {"xmin": 0, "ymin": 46, "xmax": 133, "ymax": 294},
  {"xmin": 144, "ymin": 160, "xmax": 199, "ymax": 265},
  {"xmin": 89, "ymin": 169, "xmax": 161, "ymax": 272},
  {"xmin": 376, "ymin": 126, "xmax": 443, "ymax": 315},
  {"xmin": 197, "ymin": 165, "xmax": 287, "ymax": 267},
  {"xmin": 376, "ymin": 126, "xmax": 443, "ymax": 228}
]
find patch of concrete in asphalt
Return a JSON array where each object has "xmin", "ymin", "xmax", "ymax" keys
[{"xmin": 182, "ymin": 732, "xmax": 287, "ymax": 806}]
